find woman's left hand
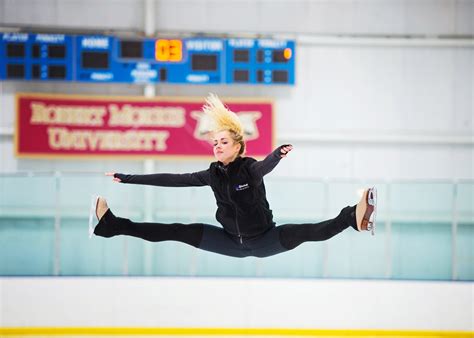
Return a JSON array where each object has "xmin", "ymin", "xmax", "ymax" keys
[
  {"xmin": 280, "ymin": 144, "xmax": 293, "ymax": 158},
  {"xmin": 105, "ymin": 172, "xmax": 122, "ymax": 182}
]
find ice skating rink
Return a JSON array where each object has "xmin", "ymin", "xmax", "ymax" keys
[{"xmin": 1, "ymin": 0, "xmax": 473, "ymax": 337}]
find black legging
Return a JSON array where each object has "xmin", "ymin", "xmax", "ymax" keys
[{"xmin": 94, "ymin": 205, "xmax": 357, "ymax": 258}]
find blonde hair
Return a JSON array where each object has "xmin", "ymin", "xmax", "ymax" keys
[{"xmin": 202, "ymin": 93, "xmax": 246, "ymax": 155}]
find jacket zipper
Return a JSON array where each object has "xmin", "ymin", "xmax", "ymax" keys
[{"xmin": 225, "ymin": 172, "xmax": 243, "ymax": 244}]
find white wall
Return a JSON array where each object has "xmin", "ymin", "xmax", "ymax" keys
[
  {"xmin": 0, "ymin": 0, "xmax": 472, "ymax": 180},
  {"xmin": 1, "ymin": 0, "xmax": 473, "ymax": 36},
  {"xmin": 1, "ymin": 277, "xmax": 473, "ymax": 332}
]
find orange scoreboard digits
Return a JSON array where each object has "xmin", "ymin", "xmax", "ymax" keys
[{"xmin": 155, "ymin": 39, "xmax": 182, "ymax": 62}]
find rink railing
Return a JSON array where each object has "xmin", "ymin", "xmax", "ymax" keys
[{"xmin": 0, "ymin": 172, "xmax": 472, "ymax": 280}]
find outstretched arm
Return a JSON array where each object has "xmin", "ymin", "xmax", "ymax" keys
[
  {"xmin": 250, "ymin": 144, "xmax": 293, "ymax": 178},
  {"xmin": 106, "ymin": 170, "xmax": 211, "ymax": 187}
]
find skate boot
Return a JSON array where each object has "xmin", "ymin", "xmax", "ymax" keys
[
  {"xmin": 355, "ymin": 187, "xmax": 377, "ymax": 235},
  {"xmin": 88, "ymin": 195, "xmax": 109, "ymax": 238}
]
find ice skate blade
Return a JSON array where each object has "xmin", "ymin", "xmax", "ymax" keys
[
  {"xmin": 367, "ymin": 187, "xmax": 377, "ymax": 236},
  {"xmin": 88, "ymin": 195, "xmax": 100, "ymax": 238}
]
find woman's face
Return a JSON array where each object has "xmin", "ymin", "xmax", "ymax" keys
[{"xmin": 212, "ymin": 130, "xmax": 241, "ymax": 165}]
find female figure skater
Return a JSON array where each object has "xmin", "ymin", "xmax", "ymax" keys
[{"xmin": 91, "ymin": 94, "xmax": 377, "ymax": 258}]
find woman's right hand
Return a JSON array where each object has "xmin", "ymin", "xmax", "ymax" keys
[
  {"xmin": 280, "ymin": 144, "xmax": 293, "ymax": 158},
  {"xmin": 105, "ymin": 172, "xmax": 122, "ymax": 183}
]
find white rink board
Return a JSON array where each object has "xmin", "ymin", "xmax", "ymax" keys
[{"xmin": 1, "ymin": 277, "xmax": 472, "ymax": 332}]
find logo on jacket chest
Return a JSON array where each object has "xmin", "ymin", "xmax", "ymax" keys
[{"xmin": 235, "ymin": 183, "xmax": 250, "ymax": 191}]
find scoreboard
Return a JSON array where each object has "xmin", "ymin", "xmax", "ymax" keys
[{"xmin": 0, "ymin": 32, "xmax": 295, "ymax": 85}]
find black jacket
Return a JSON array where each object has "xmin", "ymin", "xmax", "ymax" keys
[{"xmin": 114, "ymin": 146, "xmax": 284, "ymax": 238}]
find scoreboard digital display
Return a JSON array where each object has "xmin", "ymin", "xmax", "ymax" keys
[
  {"xmin": 1, "ymin": 33, "xmax": 73, "ymax": 81},
  {"xmin": 0, "ymin": 32, "xmax": 295, "ymax": 85}
]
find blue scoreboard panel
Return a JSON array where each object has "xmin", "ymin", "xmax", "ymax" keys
[{"xmin": 0, "ymin": 32, "xmax": 295, "ymax": 85}]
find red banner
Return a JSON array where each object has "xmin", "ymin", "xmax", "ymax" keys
[{"xmin": 15, "ymin": 93, "xmax": 274, "ymax": 159}]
